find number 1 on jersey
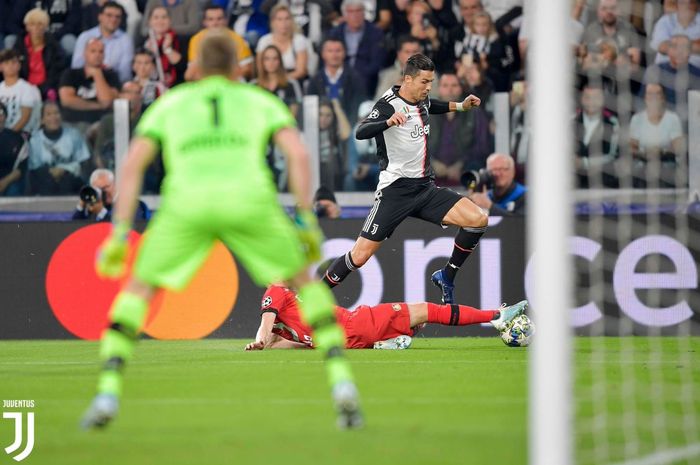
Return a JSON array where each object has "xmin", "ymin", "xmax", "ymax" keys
[{"xmin": 211, "ymin": 97, "xmax": 220, "ymax": 127}]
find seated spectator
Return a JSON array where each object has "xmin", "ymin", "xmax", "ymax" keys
[
  {"xmin": 72, "ymin": 1, "xmax": 134, "ymax": 83},
  {"xmin": 642, "ymin": 34, "xmax": 700, "ymax": 123},
  {"xmin": 630, "ymin": 83, "xmax": 686, "ymax": 188},
  {"xmin": 650, "ymin": 0, "xmax": 700, "ymax": 68},
  {"xmin": 429, "ymin": 73, "xmax": 488, "ymax": 187},
  {"xmin": 0, "ymin": 102, "xmax": 29, "ymax": 196},
  {"xmin": 12, "ymin": 8, "xmax": 67, "ymax": 100},
  {"xmin": 406, "ymin": 0, "xmax": 442, "ymax": 69},
  {"xmin": 580, "ymin": 0, "xmax": 643, "ymax": 67},
  {"xmin": 306, "ymin": 38, "xmax": 367, "ymax": 125},
  {"xmin": 256, "ymin": 4, "xmax": 309, "ymax": 82},
  {"xmin": 72, "ymin": 168, "xmax": 151, "ymax": 221},
  {"xmin": 327, "ymin": 0, "xmax": 386, "ymax": 96},
  {"xmin": 7, "ymin": 0, "xmax": 82, "ymax": 55},
  {"xmin": 318, "ymin": 98, "xmax": 351, "ymax": 192},
  {"xmin": 344, "ymin": 100, "xmax": 379, "ymax": 191},
  {"xmin": 59, "ymin": 38, "xmax": 120, "ymax": 129},
  {"xmin": 374, "ymin": 35, "xmax": 421, "ymax": 99},
  {"xmin": 0, "ymin": 49, "xmax": 42, "ymax": 134},
  {"xmin": 574, "ymin": 83, "xmax": 619, "ymax": 188},
  {"xmin": 186, "ymin": 3, "xmax": 253, "ymax": 81},
  {"xmin": 82, "ymin": 0, "xmax": 141, "ymax": 40},
  {"xmin": 260, "ymin": 0, "xmax": 338, "ymax": 38},
  {"xmin": 93, "ymin": 81, "xmax": 144, "ymax": 171},
  {"xmin": 313, "ymin": 185, "xmax": 341, "ymax": 219},
  {"xmin": 143, "ymin": 6, "xmax": 183, "ymax": 88},
  {"xmin": 28, "ymin": 102, "xmax": 90, "ymax": 195},
  {"xmin": 143, "ymin": 0, "xmax": 203, "ymax": 37},
  {"xmin": 254, "ymin": 45, "xmax": 302, "ymax": 118},
  {"xmin": 131, "ymin": 49, "xmax": 167, "ymax": 109},
  {"xmin": 457, "ymin": 60, "xmax": 494, "ymax": 113},
  {"xmin": 228, "ymin": 0, "xmax": 271, "ymax": 47},
  {"xmin": 468, "ymin": 152, "xmax": 526, "ymax": 215}
]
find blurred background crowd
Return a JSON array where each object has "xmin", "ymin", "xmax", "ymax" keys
[{"xmin": 0, "ymin": 0, "xmax": 697, "ymax": 199}]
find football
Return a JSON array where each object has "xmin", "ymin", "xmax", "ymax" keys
[{"xmin": 501, "ymin": 314, "xmax": 535, "ymax": 347}]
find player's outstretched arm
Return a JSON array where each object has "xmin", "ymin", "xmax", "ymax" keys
[
  {"xmin": 247, "ymin": 312, "xmax": 277, "ymax": 350},
  {"xmin": 429, "ymin": 94, "xmax": 481, "ymax": 114}
]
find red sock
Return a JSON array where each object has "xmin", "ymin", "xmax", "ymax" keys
[{"xmin": 426, "ymin": 303, "xmax": 498, "ymax": 326}]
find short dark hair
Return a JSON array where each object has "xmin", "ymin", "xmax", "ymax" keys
[
  {"xmin": 397, "ymin": 35, "xmax": 421, "ymax": 52},
  {"xmin": 321, "ymin": 37, "xmax": 345, "ymax": 51},
  {"xmin": 203, "ymin": 2, "xmax": 226, "ymax": 15},
  {"xmin": 0, "ymin": 49, "xmax": 20, "ymax": 63},
  {"xmin": 403, "ymin": 53, "xmax": 435, "ymax": 77},
  {"xmin": 134, "ymin": 48, "xmax": 156, "ymax": 64},
  {"xmin": 100, "ymin": 1, "xmax": 124, "ymax": 15}
]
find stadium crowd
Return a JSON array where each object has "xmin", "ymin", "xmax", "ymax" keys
[{"xmin": 0, "ymin": 0, "xmax": 697, "ymax": 198}]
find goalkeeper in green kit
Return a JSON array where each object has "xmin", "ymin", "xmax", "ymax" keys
[{"xmin": 81, "ymin": 31, "xmax": 362, "ymax": 430}]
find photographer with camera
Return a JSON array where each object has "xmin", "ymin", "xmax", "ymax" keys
[
  {"xmin": 314, "ymin": 186, "xmax": 342, "ymax": 219},
  {"xmin": 72, "ymin": 168, "xmax": 150, "ymax": 222},
  {"xmin": 466, "ymin": 152, "xmax": 526, "ymax": 216}
]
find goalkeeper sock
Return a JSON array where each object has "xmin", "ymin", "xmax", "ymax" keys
[
  {"xmin": 97, "ymin": 292, "xmax": 149, "ymax": 397},
  {"xmin": 298, "ymin": 281, "xmax": 353, "ymax": 386},
  {"xmin": 426, "ymin": 302, "xmax": 498, "ymax": 326},
  {"xmin": 443, "ymin": 226, "xmax": 486, "ymax": 282},
  {"xmin": 322, "ymin": 252, "xmax": 357, "ymax": 288}
]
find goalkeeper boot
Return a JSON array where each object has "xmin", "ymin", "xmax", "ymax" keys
[
  {"xmin": 431, "ymin": 269, "xmax": 455, "ymax": 304},
  {"xmin": 332, "ymin": 380, "xmax": 364, "ymax": 430},
  {"xmin": 373, "ymin": 335, "xmax": 412, "ymax": 350},
  {"xmin": 491, "ymin": 300, "xmax": 528, "ymax": 332},
  {"xmin": 80, "ymin": 393, "xmax": 119, "ymax": 430}
]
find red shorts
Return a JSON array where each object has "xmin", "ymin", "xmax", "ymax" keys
[{"xmin": 337, "ymin": 303, "xmax": 413, "ymax": 349}]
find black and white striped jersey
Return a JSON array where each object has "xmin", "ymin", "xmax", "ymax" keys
[{"xmin": 356, "ymin": 85, "xmax": 450, "ymax": 191}]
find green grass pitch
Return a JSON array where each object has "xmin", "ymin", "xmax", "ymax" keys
[{"xmin": 0, "ymin": 338, "xmax": 698, "ymax": 465}]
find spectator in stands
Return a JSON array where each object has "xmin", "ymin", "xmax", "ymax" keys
[
  {"xmin": 406, "ymin": 0, "xmax": 442, "ymax": 68},
  {"xmin": 131, "ymin": 49, "xmax": 167, "ymax": 109},
  {"xmin": 580, "ymin": 0, "xmax": 643, "ymax": 67},
  {"xmin": 430, "ymin": 73, "xmax": 487, "ymax": 187},
  {"xmin": 642, "ymin": 34, "xmax": 700, "ymax": 122},
  {"xmin": 72, "ymin": 168, "xmax": 151, "ymax": 221},
  {"xmin": 376, "ymin": 0, "xmax": 411, "ymax": 36},
  {"xmin": 307, "ymin": 37, "xmax": 367, "ymax": 124},
  {"xmin": 186, "ymin": 3, "xmax": 253, "ymax": 80},
  {"xmin": 28, "ymin": 102, "xmax": 89, "ymax": 195},
  {"xmin": 449, "ymin": 0, "xmax": 484, "ymax": 65},
  {"xmin": 142, "ymin": 0, "xmax": 201, "ymax": 36},
  {"xmin": 481, "ymin": 0, "xmax": 521, "ymax": 26},
  {"xmin": 143, "ymin": 6, "xmax": 183, "ymax": 88},
  {"xmin": 313, "ymin": 185, "xmax": 342, "ymax": 218},
  {"xmin": 457, "ymin": 59, "xmax": 493, "ymax": 112},
  {"xmin": 469, "ymin": 152, "xmax": 526, "ymax": 215},
  {"xmin": 82, "ymin": 0, "xmax": 141, "ymax": 40},
  {"xmin": 254, "ymin": 45, "xmax": 303, "ymax": 118},
  {"xmin": 630, "ymin": 82, "xmax": 686, "ymax": 188},
  {"xmin": 650, "ymin": 0, "xmax": 700, "ymax": 68},
  {"xmin": 509, "ymin": 80, "xmax": 528, "ymax": 171},
  {"xmin": 12, "ymin": 8, "xmax": 67, "ymax": 100},
  {"xmin": 93, "ymin": 81, "xmax": 144, "ymax": 171},
  {"xmin": 318, "ymin": 98, "xmax": 351, "ymax": 192},
  {"xmin": 0, "ymin": 49, "xmax": 42, "ymax": 134},
  {"xmin": 256, "ymin": 4, "xmax": 309, "ymax": 81},
  {"xmin": 344, "ymin": 100, "xmax": 379, "ymax": 191},
  {"xmin": 260, "ymin": 0, "xmax": 337, "ymax": 37},
  {"xmin": 0, "ymin": 102, "xmax": 29, "ymax": 196},
  {"xmin": 374, "ymin": 35, "xmax": 421, "ymax": 99},
  {"xmin": 7, "ymin": 0, "xmax": 82, "ymax": 55},
  {"xmin": 72, "ymin": 1, "xmax": 134, "ymax": 83},
  {"xmin": 327, "ymin": 0, "xmax": 386, "ymax": 96},
  {"xmin": 574, "ymin": 82, "xmax": 619, "ymax": 188},
  {"xmin": 59, "ymin": 38, "xmax": 120, "ymax": 129}
]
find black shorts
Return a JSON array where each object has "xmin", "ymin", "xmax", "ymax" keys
[{"xmin": 360, "ymin": 178, "xmax": 463, "ymax": 241}]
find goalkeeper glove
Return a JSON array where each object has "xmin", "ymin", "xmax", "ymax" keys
[
  {"xmin": 294, "ymin": 208, "xmax": 323, "ymax": 263},
  {"xmin": 96, "ymin": 221, "xmax": 131, "ymax": 279}
]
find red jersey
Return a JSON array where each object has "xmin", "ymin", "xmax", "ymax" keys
[
  {"xmin": 261, "ymin": 286, "xmax": 315, "ymax": 347},
  {"xmin": 261, "ymin": 286, "xmax": 414, "ymax": 349}
]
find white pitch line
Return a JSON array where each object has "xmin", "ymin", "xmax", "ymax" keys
[{"xmin": 609, "ymin": 443, "xmax": 700, "ymax": 465}]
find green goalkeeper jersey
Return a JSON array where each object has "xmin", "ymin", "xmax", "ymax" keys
[{"xmin": 135, "ymin": 75, "xmax": 295, "ymax": 206}]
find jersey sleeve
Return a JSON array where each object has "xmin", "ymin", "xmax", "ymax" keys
[
  {"xmin": 260, "ymin": 286, "xmax": 286, "ymax": 315},
  {"xmin": 134, "ymin": 95, "xmax": 169, "ymax": 145},
  {"xmin": 355, "ymin": 98, "xmax": 394, "ymax": 140},
  {"xmin": 428, "ymin": 98, "xmax": 450, "ymax": 114},
  {"xmin": 262, "ymin": 91, "xmax": 297, "ymax": 137}
]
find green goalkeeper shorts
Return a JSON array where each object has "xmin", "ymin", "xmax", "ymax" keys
[{"xmin": 133, "ymin": 200, "xmax": 307, "ymax": 290}]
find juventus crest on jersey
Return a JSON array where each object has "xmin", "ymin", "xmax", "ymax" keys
[{"xmin": 364, "ymin": 86, "xmax": 434, "ymax": 190}]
